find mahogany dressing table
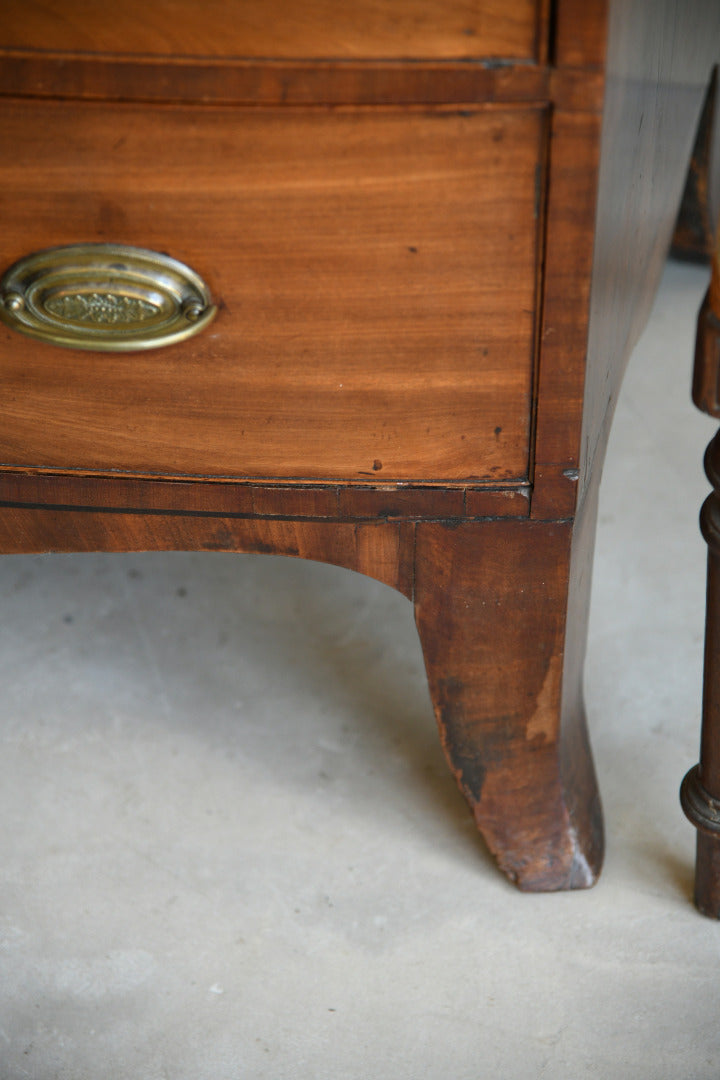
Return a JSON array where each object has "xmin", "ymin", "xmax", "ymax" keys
[{"xmin": 1, "ymin": 1, "xmax": 719, "ymax": 894}]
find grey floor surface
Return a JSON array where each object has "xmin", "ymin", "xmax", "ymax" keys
[{"xmin": 1, "ymin": 258, "xmax": 720, "ymax": 1079}]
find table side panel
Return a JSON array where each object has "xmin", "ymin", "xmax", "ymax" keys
[{"xmin": 578, "ymin": 0, "xmax": 720, "ymax": 506}]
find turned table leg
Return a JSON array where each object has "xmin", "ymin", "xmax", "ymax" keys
[
  {"xmin": 414, "ymin": 512, "xmax": 603, "ymax": 891},
  {"xmin": 681, "ymin": 434, "xmax": 720, "ymax": 916},
  {"xmin": 681, "ymin": 233, "xmax": 720, "ymax": 915}
]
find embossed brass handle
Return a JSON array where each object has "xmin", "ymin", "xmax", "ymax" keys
[{"xmin": 0, "ymin": 243, "xmax": 216, "ymax": 352}]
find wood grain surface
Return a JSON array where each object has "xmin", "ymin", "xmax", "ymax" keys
[
  {"xmin": 531, "ymin": 110, "xmax": 603, "ymax": 520},
  {"xmin": 1, "ymin": 1, "xmax": 543, "ymax": 62},
  {"xmin": 0, "ymin": 505, "xmax": 415, "ymax": 598},
  {"xmin": 0, "ymin": 100, "xmax": 543, "ymax": 485}
]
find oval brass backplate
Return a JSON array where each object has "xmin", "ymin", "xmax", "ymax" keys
[{"xmin": 0, "ymin": 243, "xmax": 216, "ymax": 352}]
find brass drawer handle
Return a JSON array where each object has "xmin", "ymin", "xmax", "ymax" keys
[{"xmin": 0, "ymin": 243, "xmax": 216, "ymax": 352}]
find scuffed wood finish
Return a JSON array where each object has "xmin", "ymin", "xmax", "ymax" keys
[
  {"xmin": 0, "ymin": 100, "xmax": 542, "ymax": 486},
  {"xmin": 414, "ymin": 512, "xmax": 602, "ymax": 891},
  {"xmin": 0, "ymin": 505, "xmax": 415, "ymax": 599},
  {"xmin": 0, "ymin": 471, "xmax": 530, "ymax": 523},
  {"xmin": 2, "ymin": 1, "xmax": 544, "ymax": 62}
]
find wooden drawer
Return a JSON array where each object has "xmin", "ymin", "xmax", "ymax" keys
[
  {"xmin": 0, "ymin": 98, "xmax": 544, "ymax": 485},
  {"xmin": 3, "ymin": 0, "xmax": 544, "ymax": 63}
]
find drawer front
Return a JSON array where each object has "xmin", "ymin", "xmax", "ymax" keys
[
  {"xmin": 3, "ymin": 1, "xmax": 543, "ymax": 62},
  {"xmin": 0, "ymin": 99, "xmax": 544, "ymax": 485}
]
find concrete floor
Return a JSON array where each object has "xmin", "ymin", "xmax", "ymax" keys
[{"xmin": 1, "ymin": 259, "xmax": 720, "ymax": 1079}]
